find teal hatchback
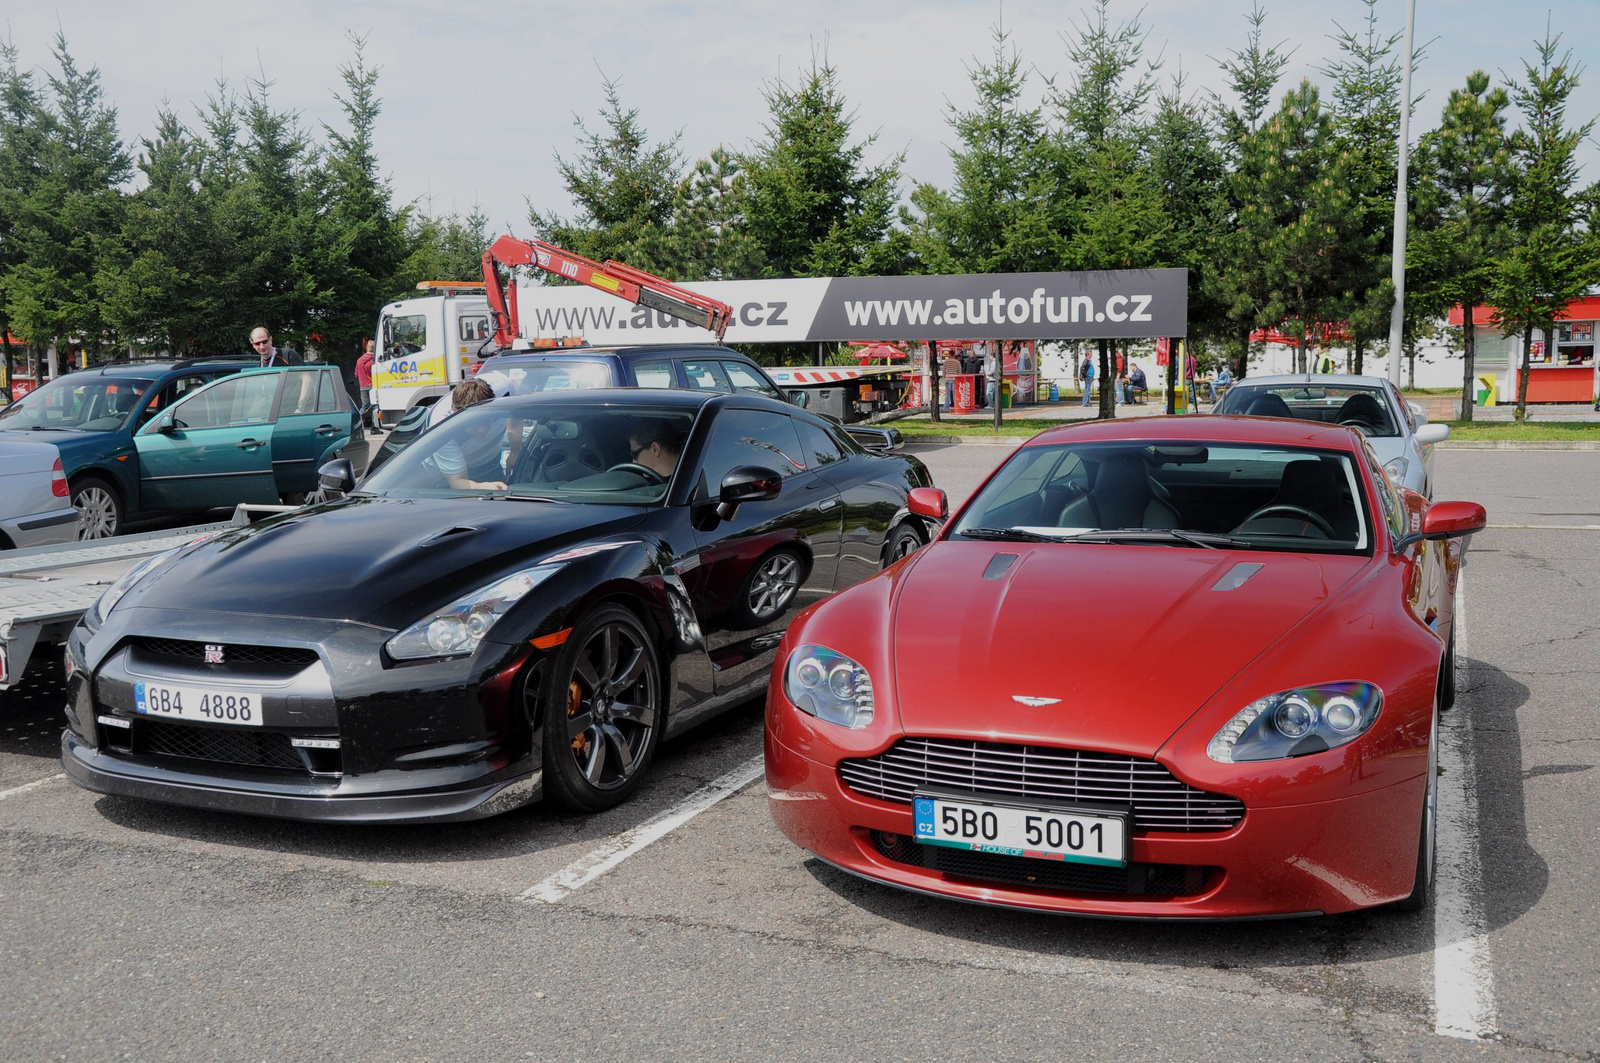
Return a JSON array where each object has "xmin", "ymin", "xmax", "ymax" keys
[{"xmin": 136, "ymin": 366, "xmax": 366, "ymax": 508}]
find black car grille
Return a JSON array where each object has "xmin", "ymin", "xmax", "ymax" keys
[
  {"xmin": 131, "ymin": 638, "xmax": 319, "ymax": 669},
  {"xmin": 134, "ymin": 717, "xmax": 306, "ymax": 773},
  {"xmin": 839, "ymin": 737, "xmax": 1245, "ymax": 833},
  {"xmin": 873, "ymin": 832, "xmax": 1212, "ymax": 897}
]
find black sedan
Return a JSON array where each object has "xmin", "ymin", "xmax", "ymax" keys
[{"xmin": 61, "ymin": 390, "xmax": 935, "ymax": 821}]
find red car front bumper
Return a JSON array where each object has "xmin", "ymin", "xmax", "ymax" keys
[{"xmin": 765, "ymin": 726, "xmax": 1425, "ymax": 919}]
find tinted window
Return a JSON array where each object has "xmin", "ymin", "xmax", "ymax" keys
[
  {"xmin": 722, "ymin": 361, "xmax": 781, "ymax": 399},
  {"xmin": 682, "ymin": 360, "xmax": 732, "ymax": 392},
  {"xmin": 280, "ymin": 372, "xmax": 320, "ymax": 416},
  {"xmin": 317, "ymin": 371, "xmax": 340, "ymax": 412},
  {"xmin": 695, "ymin": 409, "xmax": 808, "ymax": 494},
  {"xmin": 166, "ymin": 375, "xmax": 278, "ymax": 430},
  {"xmin": 1218, "ymin": 384, "xmax": 1399, "ymax": 436},
  {"xmin": 629, "ymin": 359, "xmax": 676, "ymax": 388},
  {"xmin": 794, "ymin": 417, "xmax": 843, "ymax": 468}
]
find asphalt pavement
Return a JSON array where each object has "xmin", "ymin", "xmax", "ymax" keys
[{"xmin": 1, "ymin": 445, "xmax": 1596, "ymax": 1061}]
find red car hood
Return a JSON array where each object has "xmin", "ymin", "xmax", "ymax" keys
[{"xmin": 889, "ymin": 542, "xmax": 1369, "ymax": 757}]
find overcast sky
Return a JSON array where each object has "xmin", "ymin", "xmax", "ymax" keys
[{"xmin": 7, "ymin": 1, "xmax": 1600, "ymax": 241}]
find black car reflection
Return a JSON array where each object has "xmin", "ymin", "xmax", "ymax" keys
[{"xmin": 61, "ymin": 390, "xmax": 935, "ymax": 821}]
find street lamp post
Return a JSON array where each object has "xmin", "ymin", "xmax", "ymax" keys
[{"xmin": 1386, "ymin": 0, "xmax": 1418, "ymax": 386}]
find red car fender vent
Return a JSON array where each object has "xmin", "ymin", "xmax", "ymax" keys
[{"xmin": 51, "ymin": 458, "xmax": 69, "ymax": 497}]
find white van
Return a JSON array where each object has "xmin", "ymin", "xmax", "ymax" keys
[{"xmin": 372, "ymin": 284, "xmax": 494, "ymax": 427}]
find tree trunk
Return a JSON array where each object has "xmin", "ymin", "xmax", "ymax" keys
[
  {"xmin": 1353, "ymin": 339, "xmax": 1365, "ymax": 376},
  {"xmin": 1165, "ymin": 339, "xmax": 1176, "ymax": 415},
  {"xmin": 1098, "ymin": 338, "xmax": 1114, "ymax": 420},
  {"xmin": 1515, "ymin": 324, "xmax": 1533, "ymax": 422},
  {"xmin": 1458, "ymin": 308, "xmax": 1477, "ymax": 422},
  {"xmin": 1236, "ymin": 327, "xmax": 1250, "ymax": 381},
  {"xmin": 1406, "ymin": 343, "xmax": 1416, "ymax": 390},
  {"xmin": 1296, "ymin": 334, "xmax": 1307, "ymax": 376},
  {"xmin": 928, "ymin": 340, "xmax": 941, "ymax": 423}
]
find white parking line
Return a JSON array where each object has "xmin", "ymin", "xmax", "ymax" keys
[
  {"xmin": 0, "ymin": 773, "xmax": 65, "ymax": 801},
  {"xmin": 521, "ymin": 755, "xmax": 765, "ymax": 904},
  {"xmin": 1434, "ymin": 574, "xmax": 1499, "ymax": 1040}
]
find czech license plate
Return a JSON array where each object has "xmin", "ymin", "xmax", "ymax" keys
[
  {"xmin": 133, "ymin": 681, "xmax": 263, "ymax": 727},
  {"xmin": 913, "ymin": 791, "xmax": 1128, "ymax": 867}
]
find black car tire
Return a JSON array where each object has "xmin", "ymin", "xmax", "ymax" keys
[
  {"xmin": 731, "ymin": 547, "xmax": 805, "ymax": 627},
  {"xmin": 1395, "ymin": 700, "xmax": 1439, "ymax": 912},
  {"xmin": 885, "ymin": 522, "xmax": 923, "ymax": 566},
  {"xmin": 1439, "ymin": 629, "xmax": 1457, "ymax": 712},
  {"xmin": 541, "ymin": 604, "xmax": 662, "ymax": 812},
  {"xmin": 71, "ymin": 475, "xmax": 122, "ymax": 539}
]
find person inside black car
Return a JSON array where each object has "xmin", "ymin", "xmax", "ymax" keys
[{"xmin": 626, "ymin": 418, "xmax": 685, "ymax": 481}]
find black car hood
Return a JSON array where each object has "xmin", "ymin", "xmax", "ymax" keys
[{"xmin": 123, "ymin": 495, "xmax": 650, "ymax": 629}]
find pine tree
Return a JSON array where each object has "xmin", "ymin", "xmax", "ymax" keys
[
  {"xmin": 740, "ymin": 58, "xmax": 908, "ymax": 278},
  {"xmin": 400, "ymin": 205, "xmax": 491, "ymax": 288},
  {"xmin": 1409, "ymin": 72, "xmax": 1511, "ymax": 420},
  {"xmin": 533, "ymin": 77, "xmax": 683, "ymax": 274},
  {"xmin": 1491, "ymin": 28, "xmax": 1598, "ymax": 421},
  {"xmin": 909, "ymin": 22, "xmax": 1052, "ymax": 274},
  {"xmin": 0, "ymin": 37, "xmax": 47, "ymax": 387},
  {"xmin": 666, "ymin": 148, "xmax": 762, "ymax": 280}
]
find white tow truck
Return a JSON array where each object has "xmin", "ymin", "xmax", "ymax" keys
[{"xmin": 372, "ymin": 283, "xmax": 495, "ymax": 428}]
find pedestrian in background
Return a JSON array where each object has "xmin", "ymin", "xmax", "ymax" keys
[
  {"xmin": 1210, "ymin": 363, "xmax": 1233, "ymax": 404},
  {"xmin": 249, "ymin": 327, "xmax": 300, "ymax": 367},
  {"xmin": 941, "ymin": 350, "xmax": 961, "ymax": 411},
  {"xmin": 355, "ymin": 339, "xmax": 375, "ymax": 428},
  {"xmin": 1080, "ymin": 354, "xmax": 1095, "ymax": 407}
]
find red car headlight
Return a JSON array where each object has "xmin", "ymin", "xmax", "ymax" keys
[
  {"xmin": 1207, "ymin": 682, "xmax": 1384, "ymax": 763},
  {"xmin": 783, "ymin": 644, "xmax": 875, "ymax": 729}
]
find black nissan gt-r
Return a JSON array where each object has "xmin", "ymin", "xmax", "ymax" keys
[{"xmin": 62, "ymin": 390, "xmax": 934, "ymax": 822}]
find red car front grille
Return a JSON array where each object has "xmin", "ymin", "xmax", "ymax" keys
[{"xmin": 839, "ymin": 736, "xmax": 1244, "ymax": 833}]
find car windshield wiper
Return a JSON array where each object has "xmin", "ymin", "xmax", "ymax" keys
[
  {"xmin": 1061, "ymin": 528, "xmax": 1254, "ymax": 550},
  {"xmin": 956, "ymin": 526, "xmax": 1070, "ymax": 543},
  {"xmin": 478, "ymin": 492, "xmax": 572, "ymax": 504}
]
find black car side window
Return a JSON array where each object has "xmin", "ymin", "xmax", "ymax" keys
[
  {"xmin": 694, "ymin": 409, "xmax": 808, "ymax": 497},
  {"xmin": 793, "ymin": 417, "xmax": 843, "ymax": 468}
]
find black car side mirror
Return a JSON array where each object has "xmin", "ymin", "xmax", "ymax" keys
[
  {"xmin": 317, "ymin": 458, "xmax": 355, "ymax": 494},
  {"xmin": 716, "ymin": 465, "xmax": 782, "ymax": 521}
]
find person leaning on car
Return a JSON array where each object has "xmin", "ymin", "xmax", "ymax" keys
[
  {"xmin": 626, "ymin": 418, "xmax": 685, "ymax": 479},
  {"xmin": 431, "ymin": 378, "xmax": 512, "ymax": 491}
]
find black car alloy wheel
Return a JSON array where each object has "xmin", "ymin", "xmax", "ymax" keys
[
  {"xmin": 886, "ymin": 523, "xmax": 922, "ymax": 564},
  {"xmin": 542, "ymin": 605, "xmax": 661, "ymax": 811},
  {"xmin": 738, "ymin": 549, "xmax": 802, "ymax": 625}
]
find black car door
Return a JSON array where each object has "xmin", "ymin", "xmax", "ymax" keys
[
  {"xmin": 798, "ymin": 417, "xmax": 902, "ymax": 588},
  {"xmin": 683, "ymin": 406, "xmax": 842, "ymax": 694}
]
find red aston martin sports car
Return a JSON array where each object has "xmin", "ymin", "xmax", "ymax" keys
[{"xmin": 765, "ymin": 416, "xmax": 1485, "ymax": 918}]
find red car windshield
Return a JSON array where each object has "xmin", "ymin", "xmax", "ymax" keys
[{"xmin": 954, "ymin": 441, "xmax": 1371, "ymax": 552}]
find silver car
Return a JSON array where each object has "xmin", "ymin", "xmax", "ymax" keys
[
  {"xmin": 0, "ymin": 438, "xmax": 82, "ymax": 548},
  {"xmin": 1214, "ymin": 374, "xmax": 1449, "ymax": 497}
]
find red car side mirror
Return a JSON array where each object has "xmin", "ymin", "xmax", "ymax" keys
[
  {"xmin": 1420, "ymin": 501, "xmax": 1487, "ymax": 539},
  {"xmin": 908, "ymin": 487, "xmax": 948, "ymax": 521}
]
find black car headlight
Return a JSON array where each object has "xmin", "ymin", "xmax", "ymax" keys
[
  {"xmin": 1206, "ymin": 682, "xmax": 1383, "ymax": 763},
  {"xmin": 783, "ymin": 644, "xmax": 874, "ymax": 729},
  {"xmin": 386, "ymin": 563, "xmax": 564, "ymax": 661}
]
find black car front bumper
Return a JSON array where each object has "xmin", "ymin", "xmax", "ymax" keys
[{"xmin": 62, "ymin": 730, "xmax": 540, "ymax": 823}]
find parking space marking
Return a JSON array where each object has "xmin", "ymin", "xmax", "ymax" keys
[
  {"xmin": 521, "ymin": 755, "xmax": 765, "ymax": 903},
  {"xmin": 0, "ymin": 772, "xmax": 65, "ymax": 801},
  {"xmin": 1434, "ymin": 573, "xmax": 1499, "ymax": 1040}
]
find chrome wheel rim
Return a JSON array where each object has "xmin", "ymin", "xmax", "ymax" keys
[
  {"xmin": 75, "ymin": 487, "xmax": 118, "ymax": 539},
  {"xmin": 748, "ymin": 553, "xmax": 801, "ymax": 618},
  {"xmin": 564, "ymin": 622, "xmax": 657, "ymax": 792},
  {"xmin": 891, "ymin": 530, "xmax": 919, "ymax": 561}
]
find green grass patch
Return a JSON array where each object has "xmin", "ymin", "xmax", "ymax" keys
[
  {"xmin": 1440, "ymin": 420, "xmax": 1600, "ymax": 440},
  {"xmin": 894, "ymin": 418, "xmax": 1066, "ymax": 438}
]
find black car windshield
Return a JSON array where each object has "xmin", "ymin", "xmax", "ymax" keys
[
  {"xmin": 493, "ymin": 361, "xmax": 614, "ymax": 393},
  {"xmin": 0, "ymin": 374, "xmax": 154, "ymax": 431},
  {"xmin": 1216, "ymin": 384, "xmax": 1399, "ymax": 437},
  {"xmin": 359, "ymin": 400, "xmax": 695, "ymax": 505},
  {"xmin": 953, "ymin": 441, "xmax": 1371, "ymax": 553}
]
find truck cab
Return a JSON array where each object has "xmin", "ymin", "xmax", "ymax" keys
[{"xmin": 373, "ymin": 284, "xmax": 494, "ymax": 427}]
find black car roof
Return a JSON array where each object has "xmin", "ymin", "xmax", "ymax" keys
[{"xmin": 492, "ymin": 387, "xmax": 789, "ymax": 414}]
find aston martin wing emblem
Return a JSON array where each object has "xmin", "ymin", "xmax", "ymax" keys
[{"xmin": 1011, "ymin": 695, "xmax": 1061, "ymax": 707}]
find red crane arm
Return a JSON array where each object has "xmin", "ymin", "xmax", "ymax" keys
[{"xmin": 481, "ymin": 235, "xmax": 732, "ymax": 347}]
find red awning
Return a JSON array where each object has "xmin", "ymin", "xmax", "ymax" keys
[{"xmin": 1450, "ymin": 294, "xmax": 1600, "ymax": 326}]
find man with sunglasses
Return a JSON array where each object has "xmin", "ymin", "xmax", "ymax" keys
[
  {"xmin": 249, "ymin": 327, "xmax": 300, "ymax": 367},
  {"xmin": 626, "ymin": 419, "xmax": 684, "ymax": 480}
]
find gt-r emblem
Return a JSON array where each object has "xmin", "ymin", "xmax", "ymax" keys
[
  {"xmin": 204, "ymin": 644, "xmax": 225, "ymax": 665},
  {"xmin": 1012, "ymin": 695, "xmax": 1060, "ymax": 707}
]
